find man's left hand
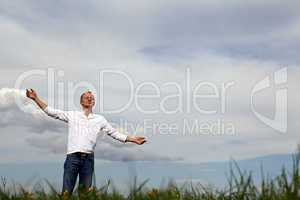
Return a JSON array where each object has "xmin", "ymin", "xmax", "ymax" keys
[{"xmin": 127, "ymin": 136, "xmax": 146, "ymax": 145}]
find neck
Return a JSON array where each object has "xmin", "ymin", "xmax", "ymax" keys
[{"xmin": 81, "ymin": 106, "xmax": 92, "ymax": 117}]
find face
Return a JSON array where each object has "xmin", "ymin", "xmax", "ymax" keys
[{"xmin": 80, "ymin": 92, "xmax": 95, "ymax": 108}]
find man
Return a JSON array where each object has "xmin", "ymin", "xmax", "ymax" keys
[{"xmin": 26, "ymin": 88, "xmax": 146, "ymax": 194}]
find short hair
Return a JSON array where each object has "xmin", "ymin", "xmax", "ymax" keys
[{"xmin": 80, "ymin": 91, "xmax": 93, "ymax": 102}]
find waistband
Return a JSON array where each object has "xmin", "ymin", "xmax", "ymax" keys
[{"xmin": 68, "ymin": 151, "xmax": 94, "ymax": 158}]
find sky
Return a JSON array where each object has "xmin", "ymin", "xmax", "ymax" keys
[{"xmin": 0, "ymin": 0, "xmax": 300, "ymax": 189}]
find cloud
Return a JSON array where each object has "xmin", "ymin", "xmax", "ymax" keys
[
  {"xmin": 136, "ymin": 0, "xmax": 300, "ymax": 64},
  {"xmin": 0, "ymin": 0, "xmax": 300, "ymax": 163},
  {"xmin": 94, "ymin": 142, "xmax": 183, "ymax": 162},
  {"xmin": 0, "ymin": 88, "xmax": 65, "ymax": 133},
  {"xmin": 26, "ymin": 135, "xmax": 66, "ymax": 154},
  {"xmin": 26, "ymin": 134, "xmax": 182, "ymax": 162},
  {"xmin": 1, "ymin": 0, "xmax": 300, "ymax": 67}
]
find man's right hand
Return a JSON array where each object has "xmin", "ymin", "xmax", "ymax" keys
[
  {"xmin": 26, "ymin": 88, "xmax": 37, "ymax": 100},
  {"xmin": 26, "ymin": 88, "xmax": 48, "ymax": 110}
]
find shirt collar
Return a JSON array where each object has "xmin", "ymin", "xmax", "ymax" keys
[{"xmin": 80, "ymin": 108, "xmax": 94, "ymax": 119}]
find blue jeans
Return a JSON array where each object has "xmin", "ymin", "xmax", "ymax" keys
[{"xmin": 62, "ymin": 152, "xmax": 94, "ymax": 194}]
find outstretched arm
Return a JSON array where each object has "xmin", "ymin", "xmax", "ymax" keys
[
  {"xmin": 26, "ymin": 88, "xmax": 47, "ymax": 110},
  {"xmin": 26, "ymin": 88, "xmax": 69, "ymax": 122},
  {"xmin": 101, "ymin": 118, "xmax": 146, "ymax": 145}
]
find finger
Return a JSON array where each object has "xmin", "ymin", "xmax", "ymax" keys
[{"xmin": 139, "ymin": 139, "xmax": 146, "ymax": 143}]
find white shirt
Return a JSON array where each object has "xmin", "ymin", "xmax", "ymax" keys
[{"xmin": 43, "ymin": 106, "xmax": 128, "ymax": 154}]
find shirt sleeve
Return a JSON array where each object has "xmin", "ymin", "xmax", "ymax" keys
[
  {"xmin": 43, "ymin": 106, "xmax": 70, "ymax": 123},
  {"xmin": 100, "ymin": 118, "xmax": 128, "ymax": 143}
]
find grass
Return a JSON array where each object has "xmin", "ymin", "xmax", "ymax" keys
[{"xmin": 1, "ymin": 150, "xmax": 300, "ymax": 200}]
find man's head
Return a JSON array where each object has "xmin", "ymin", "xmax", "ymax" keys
[{"xmin": 80, "ymin": 91, "xmax": 95, "ymax": 109}]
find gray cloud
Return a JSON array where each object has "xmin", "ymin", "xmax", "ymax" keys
[
  {"xmin": 0, "ymin": 88, "xmax": 65, "ymax": 134},
  {"xmin": 136, "ymin": 1, "xmax": 300, "ymax": 64},
  {"xmin": 1, "ymin": 2, "xmax": 298, "ymax": 52},
  {"xmin": 26, "ymin": 134, "xmax": 182, "ymax": 162},
  {"xmin": 26, "ymin": 135, "xmax": 66, "ymax": 154},
  {"xmin": 1, "ymin": 0, "xmax": 300, "ymax": 163},
  {"xmin": 1, "ymin": 0, "xmax": 300, "ymax": 67}
]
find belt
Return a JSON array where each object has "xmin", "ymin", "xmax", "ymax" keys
[{"xmin": 71, "ymin": 152, "xmax": 94, "ymax": 157}]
